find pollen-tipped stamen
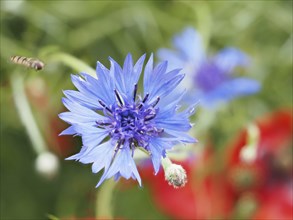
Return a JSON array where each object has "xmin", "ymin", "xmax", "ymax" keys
[
  {"xmin": 114, "ymin": 89, "xmax": 124, "ymax": 106},
  {"xmin": 138, "ymin": 93, "xmax": 149, "ymax": 109},
  {"xmin": 133, "ymin": 84, "xmax": 137, "ymax": 101},
  {"xmin": 152, "ymin": 96, "xmax": 160, "ymax": 107},
  {"xmin": 96, "ymin": 120, "xmax": 111, "ymax": 128},
  {"xmin": 112, "ymin": 139, "xmax": 125, "ymax": 162},
  {"xmin": 142, "ymin": 93, "xmax": 149, "ymax": 103},
  {"xmin": 145, "ymin": 114, "xmax": 156, "ymax": 121},
  {"xmin": 98, "ymin": 100, "xmax": 112, "ymax": 113},
  {"xmin": 156, "ymin": 128, "xmax": 164, "ymax": 133},
  {"xmin": 130, "ymin": 142, "xmax": 135, "ymax": 157}
]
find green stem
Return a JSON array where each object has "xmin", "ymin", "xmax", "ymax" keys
[
  {"xmin": 184, "ymin": 1, "xmax": 212, "ymax": 50},
  {"xmin": 46, "ymin": 214, "xmax": 60, "ymax": 220},
  {"xmin": 10, "ymin": 73, "xmax": 47, "ymax": 155},
  {"xmin": 196, "ymin": 2, "xmax": 212, "ymax": 49},
  {"xmin": 96, "ymin": 179, "xmax": 117, "ymax": 219},
  {"xmin": 161, "ymin": 157, "xmax": 172, "ymax": 171},
  {"xmin": 47, "ymin": 52, "xmax": 96, "ymax": 77}
]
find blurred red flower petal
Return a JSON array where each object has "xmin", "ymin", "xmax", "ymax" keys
[
  {"xmin": 142, "ymin": 159, "xmax": 197, "ymax": 219},
  {"xmin": 227, "ymin": 109, "xmax": 292, "ymax": 166},
  {"xmin": 252, "ymin": 183, "xmax": 293, "ymax": 220},
  {"xmin": 142, "ymin": 156, "xmax": 236, "ymax": 219},
  {"xmin": 142, "ymin": 109, "xmax": 292, "ymax": 219}
]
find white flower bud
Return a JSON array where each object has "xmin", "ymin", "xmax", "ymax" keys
[
  {"xmin": 164, "ymin": 164, "xmax": 187, "ymax": 188},
  {"xmin": 35, "ymin": 151, "xmax": 59, "ymax": 179},
  {"xmin": 240, "ymin": 123, "xmax": 260, "ymax": 164}
]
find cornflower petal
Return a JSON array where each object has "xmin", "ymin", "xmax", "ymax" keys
[
  {"xmin": 96, "ymin": 147, "xmax": 141, "ymax": 187},
  {"xmin": 143, "ymin": 53, "xmax": 154, "ymax": 96},
  {"xmin": 214, "ymin": 47, "xmax": 250, "ymax": 74},
  {"xmin": 59, "ymin": 126, "xmax": 75, "ymax": 136},
  {"xmin": 109, "ymin": 57, "xmax": 125, "ymax": 93},
  {"xmin": 72, "ymin": 124, "xmax": 108, "ymax": 152},
  {"xmin": 157, "ymin": 27, "xmax": 260, "ymax": 107},
  {"xmin": 71, "ymin": 74, "xmax": 114, "ymax": 107},
  {"xmin": 202, "ymin": 78, "xmax": 261, "ymax": 107},
  {"xmin": 149, "ymin": 138, "xmax": 171, "ymax": 174},
  {"xmin": 63, "ymin": 90, "xmax": 102, "ymax": 110},
  {"xmin": 172, "ymin": 27, "xmax": 205, "ymax": 63}
]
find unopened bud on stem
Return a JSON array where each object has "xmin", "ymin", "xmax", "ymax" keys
[
  {"xmin": 240, "ymin": 123, "xmax": 260, "ymax": 164},
  {"xmin": 162, "ymin": 157, "xmax": 187, "ymax": 188},
  {"xmin": 35, "ymin": 151, "xmax": 59, "ymax": 179}
]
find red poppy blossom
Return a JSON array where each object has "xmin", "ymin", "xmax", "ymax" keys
[{"xmin": 141, "ymin": 109, "xmax": 292, "ymax": 219}]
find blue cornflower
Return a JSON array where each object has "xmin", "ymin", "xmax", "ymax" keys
[
  {"xmin": 157, "ymin": 27, "xmax": 260, "ymax": 107},
  {"xmin": 59, "ymin": 54, "xmax": 196, "ymax": 187}
]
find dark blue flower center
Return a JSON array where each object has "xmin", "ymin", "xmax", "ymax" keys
[
  {"xmin": 96, "ymin": 84, "xmax": 163, "ymax": 153},
  {"xmin": 195, "ymin": 62, "xmax": 228, "ymax": 92},
  {"xmin": 120, "ymin": 110, "xmax": 136, "ymax": 130}
]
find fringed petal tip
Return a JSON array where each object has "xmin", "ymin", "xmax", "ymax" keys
[
  {"xmin": 65, "ymin": 154, "xmax": 79, "ymax": 161},
  {"xmin": 193, "ymin": 138, "xmax": 199, "ymax": 143},
  {"xmin": 58, "ymin": 126, "xmax": 75, "ymax": 136}
]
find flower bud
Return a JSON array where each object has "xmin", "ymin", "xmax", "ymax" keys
[
  {"xmin": 240, "ymin": 123, "xmax": 259, "ymax": 164},
  {"xmin": 35, "ymin": 151, "xmax": 59, "ymax": 179},
  {"xmin": 164, "ymin": 163, "xmax": 187, "ymax": 188}
]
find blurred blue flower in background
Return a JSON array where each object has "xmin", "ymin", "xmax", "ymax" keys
[
  {"xmin": 59, "ymin": 54, "xmax": 196, "ymax": 187},
  {"xmin": 157, "ymin": 27, "xmax": 261, "ymax": 107}
]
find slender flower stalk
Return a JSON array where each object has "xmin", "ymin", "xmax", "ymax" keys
[
  {"xmin": 59, "ymin": 53, "xmax": 196, "ymax": 187},
  {"xmin": 11, "ymin": 73, "xmax": 47, "ymax": 155},
  {"xmin": 96, "ymin": 179, "xmax": 116, "ymax": 219},
  {"xmin": 11, "ymin": 73, "xmax": 59, "ymax": 178}
]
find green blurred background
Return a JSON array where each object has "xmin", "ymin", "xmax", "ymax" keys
[{"xmin": 1, "ymin": 1, "xmax": 292, "ymax": 219}]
